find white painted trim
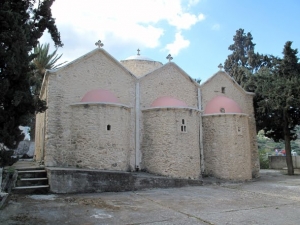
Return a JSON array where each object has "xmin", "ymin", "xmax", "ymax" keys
[
  {"xmin": 198, "ymin": 88, "xmax": 205, "ymax": 176},
  {"xmin": 202, "ymin": 113, "xmax": 249, "ymax": 117},
  {"xmin": 70, "ymin": 102, "xmax": 131, "ymax": 109},
  {"xmin": 198, "ymin": 88, "xmax": 201, "ymax": 110},
  {"xmin": 135, "ymin": 82, "xmax": 140, "ymax": 170},
  {"xmin": 142, "ymin": 107, "xmax": 201, "ymax": 112}
]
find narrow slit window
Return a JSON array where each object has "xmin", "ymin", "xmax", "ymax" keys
[
  {"xmin": 180, "ymin": 119, "xmax": 187, "ymax": 133},
  {"xmin": 221, "ymin": 87, "xmax": 225, "ymax": 93},
  {"xmin": 107, "ymin": 124, "xmax": 111, "ymax": 131}
]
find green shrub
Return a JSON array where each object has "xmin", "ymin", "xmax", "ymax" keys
[{"xmin": 259, "ymin": 150, "xmax": 269, "ymax": 169}]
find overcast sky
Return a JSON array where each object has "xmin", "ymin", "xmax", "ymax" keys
[{"xmin": 41, "ymin": 0, "xmax": 300, "ymax": 82}]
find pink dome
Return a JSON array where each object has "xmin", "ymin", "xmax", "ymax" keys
[
  {"xmin": 204, "ymin": 96, "xmax": 242, "ymax": 114},
  {"xmin": 81, "ymin": 89, "xmax": 119, "ymax": 103},
  {"xmin": 151, "ymin": 96, "xmax": 187, "ymax": 107}
]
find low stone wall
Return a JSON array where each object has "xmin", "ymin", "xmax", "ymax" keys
[
  {"xmin": 269, "ymin": 156, "xmax": 300, "ymax": 169},
  {"xmin": 46, "ymin": 167, "xmax": 202, "ymax": 194}
]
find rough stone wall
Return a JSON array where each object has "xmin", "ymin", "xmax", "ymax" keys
[
  {"xmin": 141, "ymin": 108, "xmax": 201, "ymax": 179},
  {"xmin": 70, "ymin": 104, "xmax": 131, "ymax": 171},
  {"xmin": 246, "ymin": 95, "xmax": 260, "ymax": 178},
  {"xmin": 201, "ymin": 71, "xmax": 259, "ymax": 178},
  {"xmin": 201, "ymin": 71, "xmax": 251, "ymax": 113},
  {"xmin": 269, "ymin": 156, "xmax": 300, "ymax": 169},
  {"xmin": 120, "ymin": 60, "xmax": 163, "ymax": 77},
  {"xmin": 140, "ymin": 63, "xmax": 198, "ymax": 109},
  {"xmin": 42, "ymin": 50, "xmax": 136, "ymax": 168},
  {"xmin": 202, "ymin": 114, "xmax": 252, "ymax": 180}
]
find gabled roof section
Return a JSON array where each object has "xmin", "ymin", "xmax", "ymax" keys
[
  {"xmin": 39, "ymin": 48, "xmax": 137, "ymax": 98},
  {"xmin": 47, "ymin": 48, "xmax": 135, "ymax": 77},
  {"xmin": 139, "ymin": 62, "xmax": 201, "ymax": 87},
  {"xmin": 200, "ymin": 70, "xmax": 254, "ymax": 96}
]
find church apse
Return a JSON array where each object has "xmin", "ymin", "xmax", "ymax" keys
[
  {"xmin": 141, "ymin": 96, "xmax": 201, "ymax": 179},
  {"xmin": 202, "ymin": 96, "xmax": 252, "ymax": 180},
  {"xmin": 69, "ymin": 89, "xmax": 132, "ymax": 171}
]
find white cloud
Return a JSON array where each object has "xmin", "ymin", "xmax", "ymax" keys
[
  {"xmin": 164, "ymin": 32, "xmax": 190, "ymax": 56},
  {"xmin": 212, "ymin": 24, "xmax": 220, "ymax": 31},
  {"xmin": 50, "ymin": 0, "xmax": 165, "ymax": 48},
  {"xmin": 168, "ymin": 13, "xmax": 205, "ymax": 30},
  {"xmin": 40, "ymin": 0, "xmax": 205, "ymax": 61},
  {"xmin": 198, "ymin": 13, "xmax": 205, "ymax": 21},
  {"xmin": 188, "ymin": 0, "xmax": 200, "ymax": 7}
]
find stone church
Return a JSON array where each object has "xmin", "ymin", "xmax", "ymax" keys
[{"xmin": 35, "ymin": 43, "xmax": 259, "ymax": 181}]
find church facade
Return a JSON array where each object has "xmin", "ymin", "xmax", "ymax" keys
[{"xmin": 35, "ymin": 46, "xmax": 259, "ymax": 181}]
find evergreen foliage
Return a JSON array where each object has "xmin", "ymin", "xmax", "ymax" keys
[
  {"xmin": 0, "ymin": 148, "xmax": 18, "ymax": 167},
  {"xmin": 224, "ymin": 28, "xmax": 273, "ymax": 86},
  {"xmin": 225, "ymin": 29, "xmax": 300, "ymax": 175},
  {"xmin": 0, "ymin": 0, "xmax": 62, "ymax": 149},
  {"xmin": 194, "ymin": 78, "xmax": 201, "ymax": 84},
  {"xmin": 249, "ymin": 42, "xmax": 300, "ymax": 175}
]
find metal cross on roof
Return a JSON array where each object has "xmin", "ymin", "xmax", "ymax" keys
[
  {"xmin": 137, "ymin": 48, "xmax": 140, "ymax": 55},
  {"xmin": 218, "ymin": 63, "xmax": 223, "ymax": 71},
  {"xmin": 166, "ymin": 54, "xmax": 173, "ymax": 62},
  {"xmin": 95, "ymin": 40, "xmax": 104, "ymax": 48}
]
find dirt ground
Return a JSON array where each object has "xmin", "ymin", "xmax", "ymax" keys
[{"xmin": 1, "ymin": 169, "xmax": 300, "ymax": 225}]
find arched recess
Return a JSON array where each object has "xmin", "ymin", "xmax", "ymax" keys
[{"xmin": 204, "ymin": 96, "xmax": 242, "ymax": 114}]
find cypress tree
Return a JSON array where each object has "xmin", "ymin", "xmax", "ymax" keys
[
  {"xmin": 250, "ymin": 42, "xmax": 300, "ymax": 175},
  {"xmin": 0, "ymin": 0, "xmax": 62, "ymax": 150}
]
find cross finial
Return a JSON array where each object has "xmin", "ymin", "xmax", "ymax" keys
[
  {"xmin": 95, "ymin": 40, "xmax": 104, "ymax": 48},
  {"xmin": 166, "ymin": 54, "xmax": 173, "ymax": 62},
  {"xmin": 218, "ymin": 63, "xmax": 223, "ymax": 71},
  {"xmin": 137, "ymin": 48, "xmax": 140, "ymax": 55}
]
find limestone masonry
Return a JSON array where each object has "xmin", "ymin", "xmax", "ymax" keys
[{"xmin": 35, "ymin": 47, "xmax": 259, "ymax": 181}]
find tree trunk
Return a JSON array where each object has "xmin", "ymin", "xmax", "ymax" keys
[{"xmin": 283, "ymin": 109, "xmax": 294, "ymax": 175}]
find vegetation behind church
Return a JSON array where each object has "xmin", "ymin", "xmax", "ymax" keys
[
  {"xmin": 0, "ymin": 0, "xmax": 62, "ymax": 151},
  {"xmin": 224, "ymin": 29, "xmax": 300, "ymax": 175}
]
